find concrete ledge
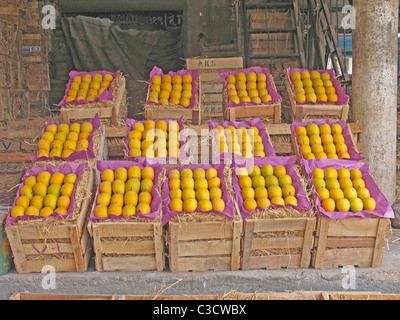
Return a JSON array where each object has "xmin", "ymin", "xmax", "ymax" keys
[{"xmin": 1, "ymin": 231, "xmax": 399, "ymax": 300}]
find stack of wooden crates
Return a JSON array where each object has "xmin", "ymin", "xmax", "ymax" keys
[
  {"xmin": 0, "ymin": 0, "xmax": 52, "ymax": 120},
  {"xmin": 185, "ymin": 57, "xmax": 244, "ymax": 122},
  {"xmin": 0, "ymin": 0, "xmax": 54, "ymax": 205}
]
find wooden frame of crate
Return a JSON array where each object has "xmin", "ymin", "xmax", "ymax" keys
[
  {"xmin": 185, "ymin": 57, "xmax": 244, "ymax": 122},
  {"xmin": 233, "ymin": 157, "xmax": 316, "ymax": 271},
  {"xmin": 165, "ymin": 164, "xmax": 242, "ymax": 272},
  {"xmin": 88, "ymin": 219, "xmax": 165, "ymax": 272},
  {"xmin": 167, "ymin": 216, "xmax": 242, "ymax": 272},
  {"xmin": 222, "ymin": 73, "xmax": 282, "ymax": 123},
  {"xmin": 5, "ymin": 166, "xmax": 95, "ymax": 274},
  {"xmin": 312, "ymin": 213, "xmax": 390, "ymax": 269},
  {"xmin": 87, "ymin": 164, "xmax": 165, "ymax": 272},
  {"xmin": 60, "ymin": 72, "xmax": 127, "ymax": 127},
  {"xmin": 241, "ymin": 216, "xmax": 316, "ymax": 270},
  {"xmin": 284, "ymin": 69, "xmax": 349, "ymax": 122},
  {"xmin": 144, "ymin": 72, "xmax": 202, "ymax": 125},
  {"xmin": 291, "ymin": 121, "xmax": 362, "ymax": 164}
]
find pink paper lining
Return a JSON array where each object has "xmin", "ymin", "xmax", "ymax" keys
[
  {"xmin": 219, "ymin": 66, "xmax": 282, "ymax": 108},
  {"xmin": 231, "ymin": 156, "xmax": 312, "ymax": 221},
  {"xmin": 6, "ymin": 162, "xmax": 89, "ymax": 227},
  {"xmin": 146, "ymin": 66, "xmax": 200, "ymax": 109},
  {"xmin": 29, "ymin": 114, "xmax": 102, "ymax": 162},
  {"xmin": 125, "ymin": 118, "xmax": 188, "ymax": 165},
  {"xmin": 303, "ymin": 158, "xmax": 395, "ymax": 220},
  {"xmin": 207, "ymin": 118, "xmax": 276, "ymax": 163},
  {"xmin": 58, "ymin": 70, "xmax": 120, "ymax": 106},
  {"xmin": 88, "ymin": 160, "xmax": 164, "ymax": 221},
  {"xmin": 287, "ymin": 68, "xmax": 350, "ymax": 105},
  {"xmin": 161, "ymin": 163, "xmax": 236, "ymax": 226},
  {"xmin": 291, "ymin": 119, "xmax": 364, "ymax": 163}
]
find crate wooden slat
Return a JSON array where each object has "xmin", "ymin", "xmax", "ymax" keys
[
  {"xmin": 241, "ymin": 217, "xmax": 316, "ymax": 270},
  {"xmin": 5, "ymin": 167, "xmax": 95, "ymax": 274},
  {"xmin": 312, "ymin": 213, "xmax": 390, "ymax": 269},
  {"xmin": 285, "ymin": 74, "xmax": 350, "ymax": 122},
  {"xmin": 168, "ymin": 217, "xmax": 242, "ymax": 272}
]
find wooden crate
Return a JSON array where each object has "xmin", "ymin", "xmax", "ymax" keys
[
  {"xmin": 165, "ymin": 164, "xmax": 242, "ymax": 272},
  {"xmin": 312, "ymin": 213, "xmax": 391, "ymax": 269},
  {"xmin": 241, "ymin": 217, "xmax": 316, "ymax": 270},
  {"xmin": 88, "ymin": 220, "xmax": 165, "ymax": 272},
  {"xmin": 168, "ymin": 217, "xmax": 242, "ymax": 272},
  {"xmin": 285, "ymin": 72, "xmax": 350, "ymax": 122},
  {"xmin": 291, "ymin": 121, "xmax": 363, "ymax": 163},
  {"xmin": 221, "ymin": 69, "xmax": 282, "ymax": 123},
  {"xmin": 144, "ymin": 79, "xmax": 201, "ymax": 125},
  {"xmin": 87, "ymin": 162, "xmax": 165, "ymax": 272},
  {"xmin": 223, "ymin": 95, "xmax": 282, "ymax": 123},
  {"xmin": 5, "ymin": 167, "xmax": 95, "ymax": 274},
  {"xmin": 265, "ymin": 123, "xmax": 362, "ymax": 157},
  {"xmin": 60, "ymin": 73, "xmax": 127, "ymax": 127},
  {"xmin": 186, "ymin": 57, "xmax": 243, "ymax": 122}
]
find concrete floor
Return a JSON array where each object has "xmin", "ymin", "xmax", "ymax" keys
[{"xmin": 1, "ymin": 228, "xmax": 399, "ymax": 300}]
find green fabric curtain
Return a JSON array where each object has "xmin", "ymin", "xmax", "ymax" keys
[{"xmin": 61, "ymin": 15, "xmax": 184, "ymax": 119}]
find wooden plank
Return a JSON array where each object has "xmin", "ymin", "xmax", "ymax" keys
[
  {"xmin": 200, "ymin": 73, "xmax": 223, "ymax": 83},
  {"xmin": 178, "ymin": 239, "xmax": 233, "ymax": 257},
  {"xmin": 96, "ymin": 222, "xmax": 154, "ymax": 238},
  {"xmin": 312, "ymin": 217, "xmax": 330, "ymax": 269},
  {"xmin": 153, "ymin": 223, "xmax": 164, "ymax": 271},
  {"xmin": 371, "ymin": 218, "xmax": 390, "ymax": 267},
  {"xmin": 323, "ymin": 217, "xmax": 380, "ymax": 238},
  {"xmin": 105, "ymin": 126, "xmax": 128, "ymax": 139},
  {"xmin": 325, "ymin": 237, "xmax": 376, "ymax": 248},
  {"xmin": 0, "ymin": 129, "xmax": 39, "ymax": 139},
  {"xmin": 70, "ymin": 225, "xmax": 85, "ymax": 273},
  {"xmin": 168, "ymin": 221, "xmax": 179, "ymax": 273},
  {"xmin": 92, "ymin": 224, "xmax": 104, "ymax": 272},
  {"xmin": 249, "ymin": 254, "xmax": 303, "ymax": 270},
  {"xmin": 241, "ymin": 220, "xmax": 255, "ymax": 271},
  {"xmin": 321, "ymin": 247, "xmax": 375, "ymax": 268},
  {"xmin": 100, "ymin": 239, "xmax": 155, "ymax": 255},
  {"xmin": 22, "ymin": 242, "xmax": 73, "ymax": 256},
  {"xmin": 102, "ymin": 256, "xmax": 157, "ymax": 272},
  {"xmin": 252, "ymin": 237, "xmax": 305, "ymax": 250},
  {"xmin": 300, "ymin": 218, "xmax": 316, "ymax": 268},
  {"xmin": 186, "ymin": 57, "xmax": 244, "ymax": 71},
  {"xmin": 25, "ymin": 258, "xmax": 78, "ymax": 273},
  {"xmin": 0, "ymin": 152, "xmax": 30, "ymax": 162},
  {"xmin": 231, "ymin": 220, "xmax": 242, "ymax": 271},
  {"xmin": 16, "ymin": 224, "xmax": 71, "ymax": 241},
  {"xmin": 5, "ymin": 226, "xmax": 28, "ymax": 273},
  {"xmin": 172, "ymin": 256, "xmax": 232, "ymax": 272},
  {"xmin": 175, "ymin": 221, "xmax": 235, "ymax": 241},
  {"xmin": 253, "ymin": 218, "xmax": 307, "ymax": 233}
]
